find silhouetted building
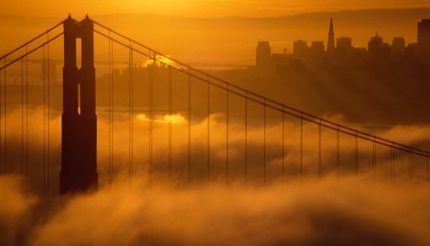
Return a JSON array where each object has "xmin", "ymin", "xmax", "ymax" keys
[
  {"xmin": 368, "ymin": 34, "xmax": 383, "ymax": 50},
  {"xmin": 335, "ymin": 37, "xmax": 352, "ymax": 57},
  {"xmin": 417, "ymin": 19, "xmax": 430, "ymax": 57},
  {"xmin": 311, "ymin": 41, "xmax": 325, "ymax": 54},
  {"xmin": 327, "ymin": 18, "xmax": 335, "ymax": 53},
  {"xmin": 391, "ymin": 37, "xmax": 406, "ymax": 60},
  {"xmin": 337, "ymin": 37, "xmax": 352, "ymax": 50},
  {"xmin": 368, "ymin": 34, "xmax": 390, "ymax": 57},
  {"xmin": 392, "ymin": 37, "xmax": 405, "ymax": 50},
  {"xmin": 256, "ymin": 41, "xmax": 272, "ymax": 73},
  {"xmin": 293, "ymin": 40, "xmax": 308, "ymax": 58},
  {"xmin": 406, "ymin": 43, "xmax": 417, "ymax": 57}
]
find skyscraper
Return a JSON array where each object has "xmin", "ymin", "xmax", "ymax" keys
[
  {"xmin": 327, "ymin": 18, "xmax": 335, "ymax": 53},
  {"xmin": 368, "ymin": 34, "xmax": 383, "ymax": 55},
  {"xmin": 417, "ymin": 19, "xmax": 430, "ymax": 56},
  {"xmin": 293, "ymin": 40, "xmax": 308, "ymax": 57},
  {"xmin": 256, "ymin": 41, "xmax": 271, "ymax": 73}
]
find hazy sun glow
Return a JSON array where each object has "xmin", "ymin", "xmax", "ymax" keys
[
  {"xmin": 143, "ymin": 55, "xmax": 176, "ymax": 68},
  {"xmin": 136, "ymin": 113, "xmax": 187, "ymax": 124}
]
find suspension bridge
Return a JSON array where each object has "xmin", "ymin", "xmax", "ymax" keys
[{"xmin": 0, "ymin": 15, "xmax": 429, "ymax": 195}]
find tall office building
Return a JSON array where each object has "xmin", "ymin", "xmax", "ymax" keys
[
  {"xmin": 392, "ymin": 37, "xmax": 406, "ymax": 50},
  {"xmin": 327, "ymin": 18, "xmax": 335, "ymax": 53},
  {"xmin": 337, "ymin": 37, "xmax": 352, "ymax": 50},
  {"xmin": 256, "ymin": 41, "xmax": 271, "ymax": 69},
  {"xmin": 368, "ymin": 34, "xmax": 383, "ymax": 54},
  {"xmin": 311, "ymin": 41, "xmax": 325, "ymax": 54},
  {"xmin": 293, "ymin": 40, "xmax": 308, "ymax": 57},
  {"xmin": 417, "ymin": 19, "xmax": 430, "ymax": 55}
]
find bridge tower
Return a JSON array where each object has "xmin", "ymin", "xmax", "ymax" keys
[{"xmin": 60, "ymin": 15, "xmax": 98, "ymax": 194}]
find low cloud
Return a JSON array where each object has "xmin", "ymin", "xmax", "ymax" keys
[
  {"xmin": 2, "ymin": 107, "xmax": 430, "ymax": 190},
  {"xmin": 1, "ymin": 174, "xmax": 430, "ymax": 246}
]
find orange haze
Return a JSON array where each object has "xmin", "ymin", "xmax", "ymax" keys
[{"xmin": 1, "ymin": 0, "xmax": 430, "ymax": 18}]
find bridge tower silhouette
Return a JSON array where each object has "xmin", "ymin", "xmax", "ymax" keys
[
  {"xmin": 60, "ymin": 16, "xmax": 98, "ymax": 194},
  {"xmin": 1, "ymin": 16, "xmax": 430, "ymax": 195}
]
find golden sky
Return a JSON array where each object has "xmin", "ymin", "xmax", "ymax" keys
[{"xmin": 2, "ymin": 0, "xmax": 430, "ymax": 17}]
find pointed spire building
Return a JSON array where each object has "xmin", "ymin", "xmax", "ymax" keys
[{"xmin": 327, "ymin": 18, "xmax": 335, "ymax": 53}]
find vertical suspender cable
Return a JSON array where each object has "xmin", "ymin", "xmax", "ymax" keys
[
  {"xmin": 427, "ymin": 156, "xmax": 429, "ymax": 183},
  {"xmin": 187, "ymin": 69, "xmax": 191, "ymax": 184},
  {"xmin": 149, "ymin": 51, "xmax": 154, "ymax": 187},
  {"xmin": 21, "ymin": 58, "xmax": 24, "ymax": 185},
  {"xmin": 0, "ymin": 58, "xmax": 2, "ymax": 175},
  {"xmin": 147, "ymin": 52, "xmax": 152, "ymax": 187},
  {"xmin": 47, "ymin": 33, "xmax": 50, "ymax": 194},
  {"xmin": 3, "ymin": 58, "xmax": 6, "ymax": 173},
  {"xmin": 391, "ymin": 145, "xmax": 395, "ymax": 181},
  {"xmin": 263, "ymin": 99, "xmax": 266, "ymax": 185},
  {"xmin": 245, "ymin": 93, "xmax": 248, "ymax": 185},
  {"xmin": 129, "ymin": 44, "xmax": 134, "ymax": 185},
  {"xmin": 282, "ymin": 109, "xmax": 285, "ymax": 182},
  {"xmin": 373, "ymin": 138, "xmax": 376, "ymax": 178},
  {"xmin": 300, "ymin": 115, "xmax": 303, "ymax": 180},
  {"xmin": 336, "ymin": 126, "xmax": 340, "ymax": 177},
  {"xmin": 410, "ymin": 152, "xmax": 414, "ymax": 182},
  {"xmin": 107, "ymin": 33, "xmax": 111, "ymax": 184},
  {"xmin": 111, "ymin": 38, "xmax": 115, "ymax": 184},
  {"xmin": 42, "ymin": 45, "xmax": 46, "ymax": 194},
  {"xmin": 355, "ymin": 132, "xmax": 358, "ymax": 174},
  {"xmin": 207, "ymin": 77, "xmax": 210, "ymax": 181},
  {"xmin": 108, "ymin": 33, "xmax": 112, "ymax": 185},
  {"xmin": 25, "ymin": 45, "xmax": 29, "ymax": 190},
  {"xmin": 226, "ymin": 85, "xmax": 229, "ymax": 185},
  {"xmin": 168, "ymin": 65, "xmax": 172, "ymax": 180},
  {"xmin": 318, "ymin": 121, "xmax": 321, "ymax": 179},
  {"xmin": 109, "ymin": 33, "xmax": 115, "ymax": 185}
]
